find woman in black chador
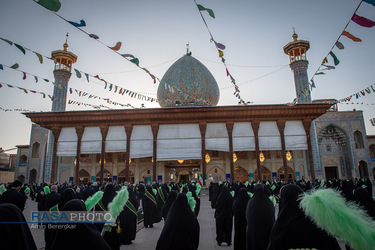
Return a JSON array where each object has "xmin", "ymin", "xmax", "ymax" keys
[
  {"xmin": 354, "ymin": 186, "xmax": 375, "ymax": 219},
  {"xmin": 119, "ymin": 185, "xmax": 139, "ymax": 245},
  {"xmin": 162, "ymin": 190, "xmax": 177, "ymax": 220},
  {"xmin": 232, "ymin": 187, "xmax": 250, "ymax": 250},
  {"xmin": 267, "ymin": 184, "xmax": 341, "ymax": 250},
  {"xmin": 94, "ymin": 184, "xmax": 121, "ymax": 250},
  {"xmin": 0, "ymin": 203, "xmax": 37, "ymax": 250},
  {"xmin": 50, "ymin": 199, "xmax": 111, "ymax": 250},
  {"xmin": 246, "ymin": 184, "xmax": 275, "ymax": 250},
  {"xmin": 142, "ymin": 185, "xmax": 160, "ymax": 228},
  {"xmin": 215, "ymin": 185, "xmax": 233, "ymax": 246},
  {"xmin": 156, "ymin": 193, "xmax": 200, "ymax": 250}
]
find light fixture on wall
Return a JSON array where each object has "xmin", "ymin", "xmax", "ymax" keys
[
  {"xmin": 128, "ymin": 157, "xmax": 131, "ymax": 164},
  {"xmin": 233, "ymin": 152, "xmax": 238, "ymax": 163},
  {"xmin": 259, "ymin": 151, "xmax": 265, "ymax": 163},
  {"xmin": 151, "ymin": 157, "xmax": 153, "ymax": 163},
  {"xmin": 286, "ymin": 151, "xmax": 292, "ymax": 161},
  {"xmin": 205, "ymin": 153, "xmax": 211, "ymax": 164},
  {"xmin": 177, "ymin": 160, "xmax": 184, "ymax": 164},
  {"xmin": 99, "ymin": 159, "xmax": 106, "ymax": 164}
]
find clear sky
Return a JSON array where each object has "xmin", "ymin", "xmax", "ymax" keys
[{"xmin": 1, "ymin": 0, "xmax": 375, "ymax": 154}]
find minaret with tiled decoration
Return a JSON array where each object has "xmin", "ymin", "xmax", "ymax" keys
[
  {"xmin": 283, "ymin": 31, "xmax": 323, "ymax": 180},
  {"xmin": 44, "ymin": 34, "xmax": 77, "ymax": 183}
]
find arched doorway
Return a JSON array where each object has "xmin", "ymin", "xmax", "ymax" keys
[
  {"xmin": 78, "ymin": 169, "xmax": 90, "ymax": 184},
  {"xmin": 29, "ymin": 169, "xmax": 37, "ymax": 184},
  {"xmin": 96, "ymin": 169, "xmax": 112, "ymax": 183},
  {"xmin": 254, "ymin": 166, "xmax": 271, "ymax": 182},
  {"xmin": 207, "ymin": 166, "xmax": 225, "ymax": 182},
  {"xmin": 318, "ymin": 125, "xmax": 352, "ymax": 178},
  {"xmin": 140, "ymin": 169, "xmax": 152, "ymax": 184},
  {"xmin": 118, "ymin": 169, "xmax": 134, "ymax": 183},
  {"xmin": 234, "ymin": 166, "xmax": 248, "ymax": 183},
  {"xmin": 277, "ymin": 166, "xmax": 295, "ymax": 181},
  {"xmin": 358, "ymin": 160, "xmax": 369, "ymax": 178}
]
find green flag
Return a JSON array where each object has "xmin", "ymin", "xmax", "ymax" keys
[
  {"xmin": 37, "ymin": 0, "xmax": 61, "ymax": 12},
  {"xmin": 329, "ymin": 51, "xmax": 340, "ymax": 66},
  {"xmin": 197, "ymin": 4, "xmax": 215, "ymax": 18}
]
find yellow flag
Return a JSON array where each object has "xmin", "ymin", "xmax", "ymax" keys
[{"xmin": 218, "ymin": 50, "xmax": 224, "ymax": 58}]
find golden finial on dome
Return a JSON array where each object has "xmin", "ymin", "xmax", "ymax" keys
[
  {"xmin": 186, "ymin": 41, "xmax": 190, "ymax": 55},
  {"xmin": 292, "ymin": 27, "xmax": 298, "ymax": 41},
  {"xmin": 63, "ymin": 33, "xmax": 69, "ymax": 51}
]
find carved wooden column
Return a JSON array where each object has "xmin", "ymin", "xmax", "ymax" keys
[
  {"xmin": 277, "ymin": 120, "xmax": 289, "ymax": 181},
  {"xmin": 75, "ymin": 126, "xmax": 84, "ymax": 185},
  {"xmin": 199, "ymin": 122, "xmax": 207, "ymax": 184},
  {"xmin": 251, "ymin": 121, "xmax": 262, "ymax": 181},
  {"xmin": 303, "ymin": 119, "xmax": 315, "ymax": 181},
  {"xmin": 124, "ymin": 124, "xmax": 133, "ymax": 182},
  {"xmin": 151, "ymin": 123, "xmax": 159, "ymax": 182},
  {"xmin": 99, "ymin": 125, "xmax": 109, "ymax": 184},
  {"xmin": 226, "ymin": 121, "xmax": 234, "ymax": 183},
  {"xmin": 50, "ymin": 126, "xmax": 61, "ymax": 184}
]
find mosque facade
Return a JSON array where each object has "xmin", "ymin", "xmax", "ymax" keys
[{"xmin": 17, "ymin": 33, "xmax": 375, "ymax": 184}]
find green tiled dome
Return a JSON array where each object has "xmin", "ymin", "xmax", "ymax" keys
[{"xmin": 157, "ymin": 54, "xmax": 220, "ymax": 107}]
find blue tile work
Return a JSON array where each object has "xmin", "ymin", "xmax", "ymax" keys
[{"xmin": 157, "ymin": 54, "xmax": 220, "ymax": 107}]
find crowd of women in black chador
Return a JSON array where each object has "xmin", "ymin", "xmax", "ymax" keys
[{"xmin": 209, "ymin": 177, "xmax": 375, "ymax": 250}]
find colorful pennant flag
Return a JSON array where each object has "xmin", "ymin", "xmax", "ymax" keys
[
  {"xmin": 341, "ymin": 31, "xmax": 362, "ymax": 42},
  {"xmin": 74, "ymin": 69, "xmax": 82, "ymax": 78},
  {"xmin": 329, "ymin": 51, "xmax": 340, "ymax": 66},
  {"xmin": 34, "ymin": 52, "xmax": 43, "ymax": 63},
  {"xmin": 130, "ymin": 58, "xmax": 139, "ymax": 66},
  {"xmin": 10, "ymin": 63, "xmax": 19, "ymax": 69},
  {"xmin": 14, "ymin": 44, "xmax": 26, "ymax": 54},
  {"xmin": 108, "ymin": 42, "xmax": 122, "ymax": 51},
  {"xmin": 197, "ymin": 4, "xmax": 215, "ymax": 18},
  {"xmin": 351, "ymin": 13, "xmax": 375, "ymax": 28},
  {"xmin": 89, "ymin": 34, "xmax": 99, "ymax": 39},
  {"xmin": 37, "ymin": 0, "xmax": 61, "ymax": 12},
  {"xmin": 68, "ymin": 20, "xmax": 86, "ymax": 27},
  {"xmin": 335, "ymin": 41, "xmax": 345, "ymax": 50},
  {"xmin": 0, "ymin": 37, "xmax": 12, "ymax": 45}
]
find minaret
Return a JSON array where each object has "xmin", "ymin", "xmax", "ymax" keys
[
  {"xmin": 283, "ymin": 30, "xmax": 311, "ymax": 103},
  {"xmin": 44, "ymin": 34, "xmax": 77, "ymax": 183},
  {"xmin": 51, "ymin": 33, "xmax": 77, "ymax": 111},
  {"xmin": 283, "ymin": 31, "xmax": 323, "ymax": 180}
]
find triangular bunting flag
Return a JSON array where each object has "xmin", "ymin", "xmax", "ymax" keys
[
  {"xmin": 34, "ymin": 52, "xmax": 43, "ymax": 63},
  {"xmin": 351, "ymin": 14, "xmax": 375, "ymax": 28},
  {"xmin": 341, "ymin": 31, "xmax": 362, "ymax": 42},
  {"xmin": 130, "ymin": 58, "xmax": 139, "ymax": 66},
  {"xmin": 329, "ymin": 51, "xmax": 340, "ymax": 66},
  {"xmin": 68, "ymin": 20, "xmax": 86, "ymax": 27},
  {"xmin": 108, "ymin": 42, "xmax": 122, "ymax": 51},
  {"xmin": 197, "ymin": 4, "xmax": 215, "ymax": 18},
  {"xmin": 14, "ymin": 44, "xmax": 26, "ymax": 54},
  {"xmin": 37, "ymin": 0, "xmax": 61, "ymax": 12}
]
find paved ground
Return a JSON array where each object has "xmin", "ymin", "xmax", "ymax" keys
[{"xmin": 23, "ymin": 187, "xmax": 351, "ymax": 250}]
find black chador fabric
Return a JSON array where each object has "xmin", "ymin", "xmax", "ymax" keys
[
  {"xmin": 137, "ymin": 184, "xmax": 145, "ymax": 201},
  {"xmin": 215, "ymin": 185, "xmax": 233, "ymax": 246},
  {"xmin": 45, "ymin": 188, "xmax": 75, "ymax": 250},
  {"xmin": 162, "ymin": 190, "xmax": 177, "ymax": 220},
  {"xmin": 119, "ymin": 186, "xmax": 139, "ymax": 245},
  {"xmin": 156, "ymin": 185, "xmax": 168, "ymax": 219},
  {"xmin": 246, "ymin": 184, "xmax": 275, "ymax": 250},
  {"xmin": 232, "ymin": 187, "xmax": 250, "ymax": 250},
  {"xmin": 211, "ymin": 183, "xmax": 222, "ymax": 209},
  {"xmin": 50, "ymin": 199, "xmax": 111, "ymax": 250},
  {"xmin": 340, "ymin": 180, "xmax": 354, "ymax": 202},
  {"xmin": 156, "ymin": 193, "xmax": 200, "ymax": 250},
  {"xmin": 0, "ymin": 203, "xmax": 37, "ymax": 250},
  {"xmin": 0, "ymin": 188, "xmax": 26, "ymax": 211},
  {"xmin": 267, "ymin": 184, "xmax": 341, "ymax": 250},
  {"xmin": 354, "ymin": 187, "xmax": 375, "ymax": 220},
  {"xmin": 142, "ymin": 185, "xmax": 160, "ymax": 228}
]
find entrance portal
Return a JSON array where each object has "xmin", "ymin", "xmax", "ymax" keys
[{"xmin": 324, "ymin": 166, "xmax": 338, "ymax": 180}]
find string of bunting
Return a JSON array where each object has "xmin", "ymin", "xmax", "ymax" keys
[
  {"xmin": 193, "ymin": 0, "xmax": 245, "ymax": 104},
  {"xmin": 310, "ymin": 0, "xmax": 375, "ymax": 86},
  {"xmin": 67, "ymin": 100, "xmax": 115, "ymax": 110},
  {"xmin": 0, "ymin": 37, "xmax": 158, "ymax": 103},
  {"xmin": 288, "ymin": 0, "xmax": 375, "ymax": 106},
  {"xmin": 0, "ymin": 106, "xmax": 34, "ymax": 112},
  {"xmin": 0, "ymin": 62, "xmax": 143, "ymax": 108},
  {"xmin": 337, "ymin": 82, "xmax": 375, "ymax": 103},
  {"xmin": 32, "ymin": 1, "xmax": 210, "ymax": 106},
  {"xmin": 0, "ymin": 81, "xmax": 54, "ymax": 100}
]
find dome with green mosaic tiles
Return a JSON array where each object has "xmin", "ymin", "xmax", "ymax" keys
[{"xmin": 157, "ymin": 53, "xmax": 220, "ymax": 107}]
